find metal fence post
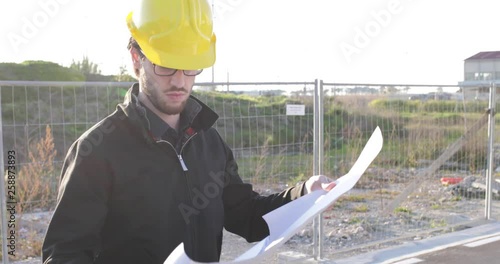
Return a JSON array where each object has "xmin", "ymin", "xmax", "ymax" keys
[
  {"xmin": 0, "ymin": 86, "xmax": 10, "ymax": 264},
  {"xmin": 312, "ymin": 79, "xmax": 325, "ymax": 260},
  {"xmin": 318, "ymin": 80, "xmax": 325, "ymax": 260},
  {"xmin": 312, "ymin": 79, "xmax": 319, "ymax": 259},
  {"xmin": 486, "ymin": 82, "xmax": 496, "ymax": 220}
]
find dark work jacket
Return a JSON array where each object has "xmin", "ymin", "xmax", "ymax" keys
[{"xmin": 42, "ymin": 84, "xmax": 305, "ymax": 264}]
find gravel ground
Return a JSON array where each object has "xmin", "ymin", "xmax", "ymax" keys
[{"xmin": 9, "ymin": 168, "xmax": 498, "ymax": 263}]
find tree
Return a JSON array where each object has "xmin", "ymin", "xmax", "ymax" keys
[
  {"xmin": 380, "ymin": 85, "xmax": 399, "ymax": 94},
  {"xmin": 332, "ymin": 87, "xmax": 343, "ymax": 95},
  {"xmin": 114, "ymin": 64, "xmax": 136, "ymax": 82},
  {"xmin": 403, "ymin": 86, "xmax": 410, "ymax": 94},
  {"xmin": 70, "ymin": 55, "xmax": 102, "ymax": 77}
]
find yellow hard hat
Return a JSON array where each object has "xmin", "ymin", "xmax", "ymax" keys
[{"xmin": 126, "ymin": 0, "xmax": 216, "ymax": 70}]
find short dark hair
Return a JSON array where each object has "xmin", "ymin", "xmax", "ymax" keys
[
  {"xmin": 128, "ymin": 37, "xmax": 143, "ymax": 76},
  {"xmin": 127, "ymin": 37, "xmax": 143, "ymax": 58}
]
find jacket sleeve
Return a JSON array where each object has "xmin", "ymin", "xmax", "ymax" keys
[
  {"xmin": 42, "ymin": 140, "xmax": 111, "ymax": 264},
  {"xmin": 222, "ymin": 144, "xmax": 306, "ymax": 242}
]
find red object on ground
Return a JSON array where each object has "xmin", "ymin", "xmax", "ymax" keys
[{"xmin": 440, "ymin": 177, "xmax": 463, "ymax": 185}]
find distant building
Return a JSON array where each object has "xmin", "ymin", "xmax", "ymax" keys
[{"xmin": 459, "ymin": 51, "xmax": 500, "ymax": 100}]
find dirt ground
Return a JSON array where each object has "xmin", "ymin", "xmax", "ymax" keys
[{"xmin": 10, "ymin": 169, "xmax": 494, "ymax": 263}]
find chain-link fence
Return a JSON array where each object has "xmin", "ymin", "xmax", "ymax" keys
[
  {"xmin": 0, "ymin": 80, "xmax": 498, "ymax": 262},
  {"xmin": 316, "ymin": 82, "xmax": 499, "ymax": 260}
]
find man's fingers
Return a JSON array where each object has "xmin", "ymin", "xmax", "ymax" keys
[
  {"xmin": 305, "ymin": 175, "xmax": 336, "ymax": 194},
  {"xmin": 321, "ymin": 182, "xmax": 336, "ymax": 191},
  {"xmin": 318, "ymin": 175, "xmax": 332, "ymax": 183}
]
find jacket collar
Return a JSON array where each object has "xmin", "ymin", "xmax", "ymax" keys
[{"xmin": 118, "ymin": 83, "xmax": 219, "ymax": 141}]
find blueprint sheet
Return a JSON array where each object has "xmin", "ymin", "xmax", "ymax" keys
[{"xmin": 165, "ymin": 127, "xmax": 383, "ymax": 264}]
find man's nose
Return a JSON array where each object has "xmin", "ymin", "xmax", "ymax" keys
[{"xmin": 169, "ymin": 70, "xmax": 186, "ymax": 88}]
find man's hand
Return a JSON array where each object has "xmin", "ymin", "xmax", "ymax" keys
[{"xmin": 304, "ymin": 175, "xmax": 336, "ymax": 195}]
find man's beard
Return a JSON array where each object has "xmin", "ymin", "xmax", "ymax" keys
[{"xmin": 140, "ymin": 72, "xmax": 189, "ymax": 115}]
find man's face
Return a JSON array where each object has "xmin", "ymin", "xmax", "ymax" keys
[{"xmin": 136, "ymin": 53, "xmax": 196, "ymax": 115}]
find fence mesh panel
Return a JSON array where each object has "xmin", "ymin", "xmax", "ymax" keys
[{"xmin": 0, "ymin": 81, "xmax": 498, "ymax": 262}]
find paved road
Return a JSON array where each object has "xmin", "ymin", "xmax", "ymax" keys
[
  {"xmin": 331, "ymin": 220, "xmax": 500, "ymax": 264},
  {"xmin": 412, "ymin": 238, "xmax": 500, "ymax": 264}
]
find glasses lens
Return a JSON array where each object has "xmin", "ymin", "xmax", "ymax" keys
[
  {"xmin": 154, "ymin": 65, "xmax": 177, "ymax": 76},
  {"xmin": 153, "ymin": 65, "xmax": 203, "ymax": 76},
  {"xmin": 184, "ymin": 69, "xmax": 203, "ymax": 76}
]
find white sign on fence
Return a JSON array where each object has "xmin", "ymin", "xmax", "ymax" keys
[{"xmin": 286, "ymin": 104, "xmax": 305, "ymax": 116}]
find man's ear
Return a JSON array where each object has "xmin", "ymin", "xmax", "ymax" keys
[
  {"xmin": 129, "ymin": 48, "xmax": 141, "ymax": 76},
  {"xmin": 130, "ymin": 48, "xmax": 141, "ymax": 64}
]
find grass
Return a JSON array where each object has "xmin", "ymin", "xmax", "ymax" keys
[
  {"xmin": 16, "ymin": 125, "xmax": 58, "ymax": 212},
  {"xmin": 348, "ymin": 217, "xmax": 363, "ymax": 224},
  {"xmin": 354, "ymin": 204, "xmax": 369, "ymax": 213},
  {"xmin": 394, "ymin": 207, "xmax": 412, "ymax": 214},
  {"xmin": 3, "ymin": 87, "xmax": 493, "ymax": 174},
  {"xmin": 374, "ymin": 189, "xmax": 400, "ymax": 196},
  {"xmin": 430, "ymin": 219, "xmax": 447, "ymax": 228},
  {"xmin": 431, "ymin": 204, "xmax": 442, "ymax": 210},
  {"xmin": 340, "ymin": 194, "xmax": 368, "ymax": 203}
]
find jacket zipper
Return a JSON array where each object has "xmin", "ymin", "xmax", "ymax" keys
[
  {"xmin": 157, "ymin": 132, "xmax": 199, "ymax": 255},
  {"xmin": 178, "ymin": 132, "xmax": 199, "ymax": 256},
  {"xmin": 157, "ymin": 132, "xmax": 197, "ymax": 171},
  {"xmin": 179, "ymin": 132, "xmax": 197, "ymax": 164},
  {"xmin": 177, "ymin": 154, "xmax": 188, "ymax": 171}
]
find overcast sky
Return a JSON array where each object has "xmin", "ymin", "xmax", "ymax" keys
[{"xmin": 1, "ymin": 0, "xmax": 499, "ymax": 86}]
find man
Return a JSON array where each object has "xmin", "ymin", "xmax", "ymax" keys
[{"xmin": 42, "ymin": 0, "xmax": 335, "ymax": 263}]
